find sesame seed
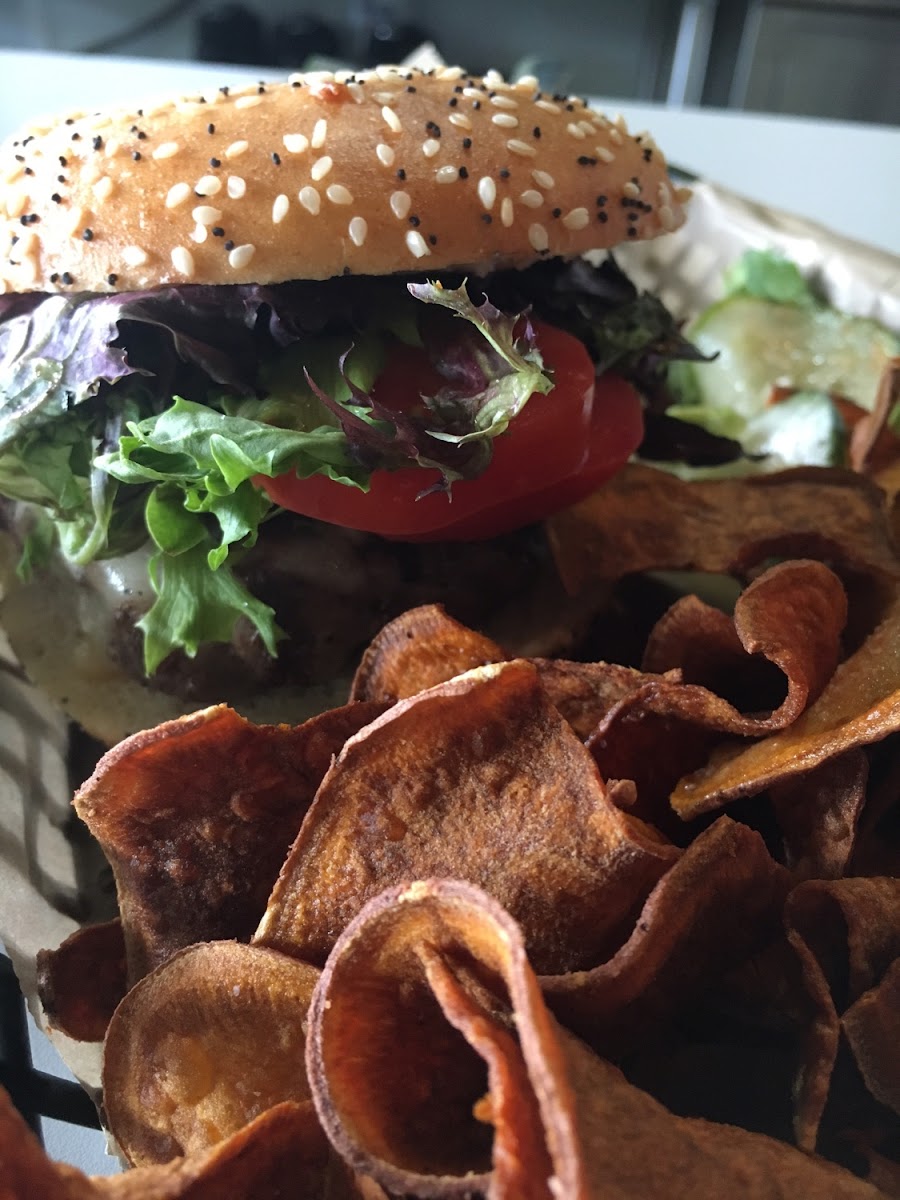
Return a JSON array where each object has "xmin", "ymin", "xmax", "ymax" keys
[
  {"xmin": 373, "ymin": 90, "xmax": 399, "ymax": 105},
  {"xmin": 268, "ymin": 193, "xmax": 288, "ymax": 223},
  {"xmin": 192, "ymin": 205, "xmax": 222, "ymax": 225},
  {"xmin": 224, "ymin": 239, "xmax": 235, "ymax": 251},
  {"xmin": 507, "ymin": 139, "xmax": 537, "ymax": 158},
  {"xmin": 609, "ymin": 127, "xmax": 624, "ymax": 145},
  {"xmin": 195, "ymin": 175, "xmax": 222, "ymax": 196},
  {"xmin": 107, "ymin": 273, "xmax": 118, "ymax": 285},
  {"xmin": 490, "ymin": 94, "xmax": 519, "ymax": 110},
  {"xmin": 92, "ymin": 135, "xmax": 103, "ymax": 151},
  {"xmin": 462, "ymin": 87, "xmax": 481, "ymax": 98},
  {"xmin": 298, "ymin": 185, "xmax": 321, "ymax": 214},
  {"xmin": 623, "ymin": 180, "xmax": 641, "ymax": 198},
  {"xmin": 347, "ymin": 81, "xmax": 365, "ymax": 102},
  {"xmin": 225, "ymin": 140, "xmax": 249, "ymax": 159},
  {"xmin": 435, "ymin": 165, "xmax": 460, "ymax": 183},
  {"xmin": 390, "ymin": 190, "xmax": 411, "ymax": 218},
  {"xmin": 597, "ymin": 211, "xmax": 608, "ymax": 223},
  {"xmin": 271, "ymin": 151, "xmax": 282, "ymax": 166},
  {"xmin": 462, "ymin": 136, "xmax": 472, "ymax": 150},
  {"xmin": 211, "ymin": 226, "xmax": 225, "ymax": 237},
  {"xmin": 166, "ymin": 182, "xmax": 191, "ymax": 208},
  {"xmin": 283, "ymin": 133, "xmax": 309, "ymax": 154},
  {"xmin": 577, "ymin": 155, "xmax": 597, "ymax": 166},
  {"xmin": 66, "ymin": 206, "xmax": 84, "ymax": 234},
  {"xmin": 311, "ymin": 119, "xmax": 328, "ymax": 149},
  {"xmin": 227, "ymin": 175, "xmax": 247, "ymax": 199},
  {"xmin": 191, "ymin": 225, "xmax": 208, "ymax": 243},
  {"xmin": 562, "ymin": 207, "xmax": 590, "ymax": 230},
  {"xmin": 122, "ymin": 245, "xmax": 148, "ymax": 267},
  {"xmin": 627, "ymin": 211, "xmax": 639, "ymax": 222},
  {"xmin": 50, "ymin": 192, "xmax": 62, "ymax": 204},
  {"xmin": 92, "ymin": 177, "xmax": 113, "ymax": 201},
  {"xmin": 448, "ymin": 112, "xmax": 472, "ymax": 130},
  {"xmin": 152, "ymin": 141, "xmax": 180, "ymax": 160},
  {"xmin": 532, "ymin": 169, "xmax": 555, "ymax": 189},
  {"xmin": 422, "ymin": 139, "xmax": 441, "ymax": 158},
  {"xmin": 408, "ymin": 214, "xmax": 420, "ymax": 227},
  {"xmin": 566, "ymin": 123, "xmax": 587, "ymax": 140},
  {"xmin": 396, "ymin": 168, "xmax": 406, "ymax": 180},
  {"xmin": 235, "ymin": 95, "xmax": 262, "ymax": 109},
  {"xmin": 207, "ymin": 123, "xmax": 215, "ymax": 134},
  {"xmin": 60, "ymin": 271, "xmax": 73, "ymax": 285},
  {"xmin": 228, "ymin": 243, "xmax": 255, "ymax": 269},
  {"xmin": 552, "ymin": 207, "xmax": 562, "ymax": 218},
  {"xmin": 627, "ymin": 226, "xmax": 637, "ymax": 237},
  {"xmin": 171, "ymin": 246, "xmax": 195, "ymax": 277},
  {"xmin": 501, "ymin": 197, "xmax": 514, "ymax": 227},
  {"xmin": 405, "ymin": 230, "xmax": 430, "ymax": 258},
  {"xmin": 658, "ymin": 204, "xmax": 677, "ymax": 231},
  {"xmin": 595, "ymin": 146, "xmax": 616, "ymax": 163},
  {"xmin": 57, "ymin": 174, "xmax": 65, "ymax": 183},
  {"xmin": 326, "ymin": 184, "xmax": 353, "ymax": 205},
  {"xmin": 132, "ymin": 151, "xmax": 142, "ymax": 161},
  {"xmin": 481, "ymin": 213, "xmax": 492, "ymax": 223},
  {"xmin": 499, "ymin": 167, "xmax": 510, "ymax": 178},
  {"xmin": 311, "ymin": 156, "xmax": 333, "ymax": 181},
  {"xmin": 376, "ymin": 143, "xmax": 395, "ymax": 166},
  {"xmin": 515, "ymin": 73, "xmax": 540, "ymax": 89},
  {"xmin": 477, "ymin": 176, "xmax": 496, "ymax": 209},
  {"xmin": 596, "ymin": 194, "xmax": 608, "ymax": 206},
  {"xmin": 528, "ymin": 223, "xmax": 549, "ymax": 252},
  {"xmin": 492, "ymin": 113, "xmax": 519, "ymax": 128},
  {"xmin": 49, "ymin": 273, "xmax": 59, "ymax": 283},
  {"xmin": 382, "ymin": 106, "xmax": 402, "ymax": 133},
  {"xmin": 473, "ymin": 100, "xmax": 481, "ymax": 110},
  {"xmin": 520, "ymin": 189, "xmax": 543, "ymax": 208},
  {"xmin": 209, "ymin": 157, "xmax": 221, "ymax": 168},
  {"xmin": 58, "ymin": 156, "xmax": 67, "ymax": 167},
  {"xmin": 82, "ymin": 227, "xmax": 94, "ymax": 241},
  {"xmin": 348, "ymin": 215, "xmax": 368, "ymax": 246},
  {"xmin": 5, "ymin": 189, "xmax": 26, "ymax": 218}
]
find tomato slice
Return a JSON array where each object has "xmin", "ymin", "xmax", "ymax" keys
[{"xmin": 259, "ymin": 319, "xmax": 643, "ymax": 541}]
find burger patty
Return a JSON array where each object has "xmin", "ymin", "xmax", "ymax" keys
[{"xmin": 90, "ymin": 514, "xmax": 562, "ymax": 705}]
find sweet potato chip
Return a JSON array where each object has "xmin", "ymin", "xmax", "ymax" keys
[
  {"xmin": 532, "ymin": 659, "xmax": 680, "ymax": 741},
  {"xmin": 642, "ymin": 560, "xmax": 847, "ymax": 723},
  {"xmin": 37, "ymin": 918, "xmax": 126, "ymax": 1042},
  {"xmin": 540, "ymin": 817, "xmax": 788, "ymax": 1056},
  {"xmin": 74, "ymin": 701, "xmax": 384, "ymax": 983},
  {"xmin": 306, "ymin": 879, "xmax": 887, "ymax": 1199},
  {"xmin": 103, "ymin": 941, "xmax": 320, "ymax": 1167},
  {"xmin": 0, "ymin": 1086, "xmax": 376, "ymax": 1200},
  {"xmin": 785, "ymin": 877, "xmax": 900, "ymax": 1151},
  {"xmin": 255, "ymin": 660, "xmax": 678, "ymax": 974},
  {"xmin": 546, "ymin": 463, "xmax": 900, "ymax": 591},
  {"xmin": 350, "ymin": 604, "xmax": 506, "ymax": 702},
  {"xmin": 672, "ymin": 590, "xmax": 900, "ymax": 818},
  {"xmin": 771, "ymin": 751, "xmax": 868, "ymax": 881},
  {"xmin": 842, "ymin": 957, "xmax": 900, "ymax": 1117}
]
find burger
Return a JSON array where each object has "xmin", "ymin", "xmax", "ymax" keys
[{"xmin": 0, "ymin": 63, "xmax": 696, "ymax": 744}]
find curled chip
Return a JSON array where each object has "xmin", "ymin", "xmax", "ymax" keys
[
  {"xmin": 770, "ymin": 751, "xmax": 869, "ymax": 881},
  {"xmin": 0, "ymin": 1084, "xmax": 376, "ymax": 1199},
  {"xmin": 541, "ymin": 817, "xmax": 788, "ymax": 1056},
  {"xmin": 37, "ymin": 919, "xmax": 127, "ymax": 1043},
  {"xmin": 546, "ymin": 462, "xmax": 900, "ymax": 590},
  {"xmin": 785, "ymin": 877, "xmax": 900, "ymax": 1152},
  {"xmin": 306, "ymin": 878, "xmax": 885, "ymax": 1199},
  {"xmin": 103, "ymin": 941, "xmax": 320, "ymax": 1167},
  {"xmin": 350, "ymin": 604, "xmax": 506, "ymax": 703},
  {"xmin": 74, "ymin": 701, "xmax": 384, "ymax": 984},
  {"xmin": 672, "ymin": 589, "xmax": 900, "ymax": 817},
  {"xmin": 256, "ymin": 660, "xmax": 678, "ymax": 974}
]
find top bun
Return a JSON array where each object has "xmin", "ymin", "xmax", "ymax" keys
[{"xmin": 0, "ymin": 64, "xmax": 688, "ymax": 295}]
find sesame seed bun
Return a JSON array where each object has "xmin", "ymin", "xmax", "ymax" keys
[{"xmin": 0, "ymin": 64, "xmax": 687, "ymax": 295}]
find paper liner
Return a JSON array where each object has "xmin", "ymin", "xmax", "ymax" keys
[{"xmin": 0, "ymin": 179, "xmax": 898, "ymax": 1114}]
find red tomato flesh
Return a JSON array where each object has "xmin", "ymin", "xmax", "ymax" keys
[{"xmin": 259, "ymin": 319, "xmax": 643, "ymax": 541}]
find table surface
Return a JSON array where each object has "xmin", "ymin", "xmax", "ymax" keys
[{"xmin": 0, "ymin": 45, "xmax": 897, "ymax": 1181}]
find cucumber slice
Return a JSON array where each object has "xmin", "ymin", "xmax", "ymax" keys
[
  {"xmin": 742, "ymin": 391, "xmax": 847, "ymax": 467},
  {"xmin": 680, "ymin": 295, "xmax": 900, "ymax": 419}
]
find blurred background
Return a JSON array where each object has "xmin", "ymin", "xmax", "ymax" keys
[{"xmin": 0, "ymin": 0, "xmax": 898, "ymax": 125}]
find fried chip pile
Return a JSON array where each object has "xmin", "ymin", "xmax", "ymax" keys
[{"xmin": 26, "ymin": 461, "xmax": 900, "ymax": 1196}]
